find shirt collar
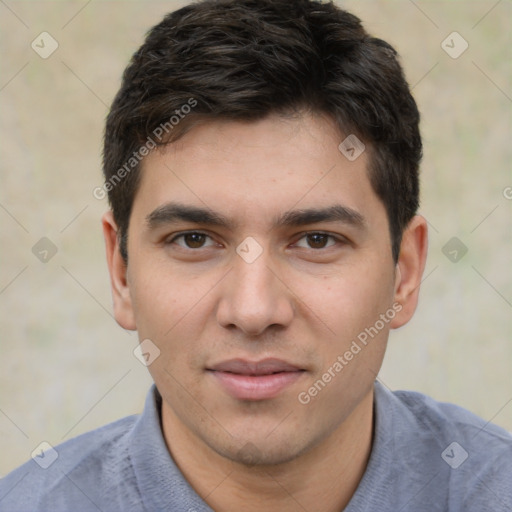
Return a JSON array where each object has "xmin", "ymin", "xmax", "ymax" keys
[{"xmin": 128, "ymin": 384, "xmax": 214, "ymax": 512}]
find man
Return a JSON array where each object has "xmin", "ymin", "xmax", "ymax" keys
[{"xmin": 1, "ymin": 0, "xmax": 511, "ymax": 510}]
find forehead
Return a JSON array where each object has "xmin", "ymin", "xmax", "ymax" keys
[{"xmin": 132, "ymin": 113, "xmax": 383, "ymax": 229}]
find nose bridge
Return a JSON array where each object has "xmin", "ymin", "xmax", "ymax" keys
[
  {"xmin": 235, "ymin": 250, "xmax": 274, "ymax": 299},
  {"xmin": 216, "ymin": 244, "xmax": 294, "ymax": 335}
]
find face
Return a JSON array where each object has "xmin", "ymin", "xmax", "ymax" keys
[{"xmin": 104, "ymin": 112, "xmax": 426, "ymax": 466}]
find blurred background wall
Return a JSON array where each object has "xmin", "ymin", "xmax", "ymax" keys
[{"xmin": 1, "ymin": 0, "xmax": 511, "ymax": 476}]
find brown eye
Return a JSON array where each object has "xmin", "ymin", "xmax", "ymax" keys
[
  {"xmin": 306, "ymin": 234, "xmax": 330, "ymax": 249},
  {"xmin": 183, "ymin": 233, "xmax": 207, "ymax": 248},
  {"xmin": 295, "ymin": 233, "xmax": 338, "ymax": 250},
  {"xmin": 169, "ymin": 232, "xmax": 215, "ymax": 249}
]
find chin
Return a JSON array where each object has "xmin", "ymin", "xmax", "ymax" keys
[{"xmin": 212, "ymin": 434, "xmax": 309, "ymax": 468}]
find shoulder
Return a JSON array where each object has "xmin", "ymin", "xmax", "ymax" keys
[
  {"xmin": 391, "ymin": 386, "xmax": 512, "ymax": 452},
  {"xmin": 0, "ymin": 414, "xmax": 140, "ymax": 512},
  {"xmin": 379, "ymin": 384, "xmax": 512, "ymax": 510}
]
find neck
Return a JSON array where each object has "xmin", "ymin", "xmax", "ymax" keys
[{"xmin": 161, "ymin": 389, "xmax": 374, "ymax": 512}]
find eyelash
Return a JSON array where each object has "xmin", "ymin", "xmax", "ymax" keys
[{"xmin": 166, "ymin": 231, "xmax": 346, "ymax": 250}]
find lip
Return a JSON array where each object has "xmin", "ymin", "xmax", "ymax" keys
[{"xmin": 207, "ymin": 358, "xmax": 306, "ymax": 401}]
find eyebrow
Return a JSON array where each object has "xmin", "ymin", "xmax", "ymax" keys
[{"xmin": 145, "ymin": 202, "xmax": 366, "ymax": 231}]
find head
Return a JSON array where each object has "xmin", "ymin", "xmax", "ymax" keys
[
  {"xmin": 102, "ymin": 0, "xmax": 427, "ymax": 467},
  {"xmin": 103, "ymin": 0, "xmax": 422, "ymax": 264}
]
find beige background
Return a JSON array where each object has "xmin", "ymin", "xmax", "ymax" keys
[{"xmin": 0, "ymin": 0, "xmax": 511, "ymax": 476}]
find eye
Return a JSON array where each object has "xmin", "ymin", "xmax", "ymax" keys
[
  {"xmin": 168, "ymin": 231, "xmax": 217, "ymax": 249},
  {"xmin": 294, "ymin": 232, "xmax": 339, "ymax": 250}
]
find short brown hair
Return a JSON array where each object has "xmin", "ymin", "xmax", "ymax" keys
[{"xmin": 103, "ymin": 0, "xmax": 422, "ymax": 263}]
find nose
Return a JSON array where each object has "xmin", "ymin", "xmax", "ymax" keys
[{"xmin": 216, "ymin": 247, "xmax": 295, "ymax": 337}]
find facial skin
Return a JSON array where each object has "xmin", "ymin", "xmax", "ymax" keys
[{"xmin": 103, "ymin": 112, "xmax": 427, "ymax": 512}]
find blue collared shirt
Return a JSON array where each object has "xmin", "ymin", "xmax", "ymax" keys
[{"xmin": 1, "ymin": 382, "xmax": 511, "ymax": 511}]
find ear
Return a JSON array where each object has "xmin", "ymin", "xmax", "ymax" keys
[
  {"xmin": 390, "ymin": 215, "xmax": 428, "ymax": 329},
  {"xmin": 102, "ymin": 211, "xmax": 137, "ymax": 330}
]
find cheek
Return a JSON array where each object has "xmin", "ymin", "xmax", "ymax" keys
[
  {"xmin": 129, "ymin": 262, "xmax": 215, "ymax": 337},
  {"xmin": 129, "ymin": 263, "xmax": 235, "ymax": 368},
  {"xmin": 304, "ymin": 267, "xmax": 395, "ymax": 340},
  {"xmin": 295, "ymin": 272, "xmax": 393, "ymax": 415}
]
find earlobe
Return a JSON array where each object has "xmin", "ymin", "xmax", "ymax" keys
[
  {"xmin": 102, "ymin": 211, "xmax": 137, "ymax": 331},
  {"xmin": 390, "ymin": 215, "xmax": 428, "ymax": 329}
]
